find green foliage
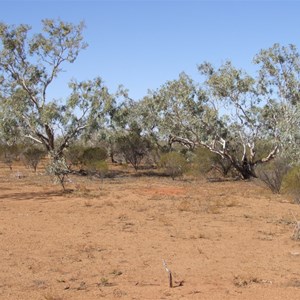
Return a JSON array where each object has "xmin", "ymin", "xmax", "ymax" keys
[
  {"xmin": 159, "ymin": 152, "xmax": 188, "ymax": 180},
  {"xmin": 87, "ymin": 160, "xmax": 109, "ymax": 180},
  {"xmin": 191, "ymin": 147, "xmax": 216, "ymax": 175},
  {"xmin": 1, "ymin": 20, "xmax": 299, "ymax": 183},
  {"xmin": 199, "ymin": 60, "xmax": 255, "ymax": 99},
  {"xmin": 256, "ymin": 157, "xmax": 290, "ymax": 194},
  {"xmin": 282, "ymin": 166, "xmax": 300, "ymax": 202},
  {"xmin": 77, "ymin": 146, "xmax": 109, "ymax": 180},
  {"xmin": 0, "ymin": 19, "xmax": 115, "ymax": 162},
  {"xmin": 80, "ymin": 147, "xmax": 108, "ymax": 166},
  {"xmin": 254, "ymin": 43, "xmax": 300, "ymax": 164},
  {"xmin": 64, "ymin": 144, "xmax": 85, "ymax": 167},
  {"xmin": 23, "ymin": 146, "xmax": 45, "ymax": 172},
  {"xmin": 254, "ymin": 43, "xmax": 300, "ymax": 106},
  {"xmin": 0, "ymin": 143, "xmax": 25, "ymax": 170},
  {"xmin": 192, "ymin": 147, "xmax": 232, "ymax": 177},
  {"xmin": 46, "ymin": 155, "xmax": 69, "ymax": 191},
  {"xmin": 116, "ymin": 127, "xmax": 151, "ymax": 171}
]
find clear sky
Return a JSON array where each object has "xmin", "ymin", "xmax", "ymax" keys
[{"xmin": 1, "ymin": 0, "xmax": 300, "ymax": 100}]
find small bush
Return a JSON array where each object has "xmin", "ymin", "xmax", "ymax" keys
[
  {"xmin": 214, "ymin": 156, "xmax": 233, "ymax": 177},
  {"xmin": 192, "ymin": 147, "xmax": 216, "ymax": 175},
  {"xmin": 80, "ymin": 147, "xmax": 108, "ymax": 166},
  {"xmin": 23, "ymin": 147, "xmax": 45, "ymax": 172},
  {"xmin": 160, "ymin": 152, "xmax": 188, "ymax": 180},
  {"xmin": 116, "ymin": 132, "xmax": 151, "ymax": 171},
  {"xmin": 1, "ymin": 143, "xmax": 25, "ymax": 170},
  {"xmin": 78, "ymin": 147, "xmax": 109, "ymax": 181},
  {"xmin": 282, "ymin": 166, "xmax": 300, "ymax": 202},
  {"xmin": 46, "ymin": 156, "xmax": 70, "ymax": 191},
  {"xmin": 256, "ymin": 158, "xmax": 290, "ymax": 194},
  {"xmin": 86, "ymin": 160, "xmax": 108, "ymax": 181},
  {"xmin": 64, "ymin": 144, "xmax": 86, "ymax": 167},
  {"xmin": 192, "ymin": 147, "xmax": 232, "ymax": 177}
]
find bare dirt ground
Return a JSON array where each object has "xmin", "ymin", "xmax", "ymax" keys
[{"xmin": 1, "ymin": 163, "xmax": 300, "ymax": 300}]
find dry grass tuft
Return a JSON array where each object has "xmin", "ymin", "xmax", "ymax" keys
[
  {"xmin": 233, "ymin": 275, "xmax": 271, "ymax": 287},
  {"xmin": 43, "ymin": 294, "xmax": 63, "ymax": 300},
  {"xmin": 177, "ymin": 199, "xmax": 192, "ymax": 212}
]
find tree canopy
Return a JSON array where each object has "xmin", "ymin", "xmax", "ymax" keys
[
  {"xmin": 0, "ymin": 19, "xmax": 114, "ymax": 160},
  {"xmin": 1, "ymin": 19, "xmax": 299, "ymax": 180}
]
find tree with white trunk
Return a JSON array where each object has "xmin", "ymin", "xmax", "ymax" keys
[{"xmin": 0, "ymin": 19, "xmax": 114, "ymax": 162}]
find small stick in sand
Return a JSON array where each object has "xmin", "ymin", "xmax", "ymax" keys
[{"xmin": 162, "ymin": 259, "xmax": 173, "ymax": 288}]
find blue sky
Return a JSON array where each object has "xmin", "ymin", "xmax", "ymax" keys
[{"xmin": 1, "ymin": 0, "xmax": 300, "ymax": 100}]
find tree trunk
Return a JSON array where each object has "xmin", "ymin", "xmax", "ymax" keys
[
  {"xmin": 232, "ymin": 160, "xmax": 257, "ymax": 180},
  {"xmin": 110, "ymin": 151, "xmax": 117, "ymax": 163}
]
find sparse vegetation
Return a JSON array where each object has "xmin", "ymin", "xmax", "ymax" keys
[
  {"xmin": 282, "ymin": 166, "xmax": 300, "ymax": 203},
  {"xmin": 1, "ymin": 10, "xmax": 300, "ymax": 300},
  {"xmin": 256, "ymin": 158, "xmax": 290, "ymax": 194},
  {"xmin": 79, "ymin": 146, "xmax": 109, "ymax": 181},
  {"xmin": 159, "ymin": 152, "xmax": 188, "ymax": 180},
  {"xmin": 116, "ymin": 125, "xmax": 151, "ymax": 171},
  {"xmin": 46, "ymin": 155, "xmax": 70, "ymax": 191},
  {"xmin": 192, "ymin": 147, "xmax": 233, "ymax": 178},
  {"xmin": 80, "ymin": 147, "xmax": 108, "ymax": 167},
  {"xmin": 64, "ymin": 144, "xmax": 86, "ymax": 168},
  {"xmin": 22, "ymin": 147, "xmax": 45, "ymax": 172}
]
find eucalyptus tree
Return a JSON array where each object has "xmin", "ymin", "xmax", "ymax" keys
[
  {"xmin": 0, "ymin": 19, "xmax": 113, "ymax": 164},
  {"xmin": 143, "ymin": 67, "xmax": 279, "ymax": 179},
  {"xmin": 83, "ymin": 86, "xmax": 134, "ymax": 163},
  {"xmin": 254, "ymin": 43, "xmax": 300, "ymax": 164},
  {"xmin": 135, "ymin": 73, "xmax": 210, "ymax": 150},
  {"xmin": 196, "ymin": 61, "xmax": 279, "ymax": 178}
]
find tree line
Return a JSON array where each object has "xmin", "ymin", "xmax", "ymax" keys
[{"xmin": 0, "ymin": 19, "xmax": 300, "ymax": 188}]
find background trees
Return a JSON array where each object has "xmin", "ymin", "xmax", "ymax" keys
[
  {"xmin": 137, "ymin": 67, "xmax": 279, "ymax": 179},
  {"xmin": 254, "ymin": 43, "xmax": 300, "ymax": 164},
  {"xmin": 116, "ymin": 123, "xmax": 152, "ymax": 171},
  {"xmin": 1, "ymin": 18, "xmax": 300, "ymax": 185}
]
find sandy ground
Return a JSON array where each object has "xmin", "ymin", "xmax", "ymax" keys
[{"xmin": 1, "ymin": 163, "xmax": 300, "ymax": 299}]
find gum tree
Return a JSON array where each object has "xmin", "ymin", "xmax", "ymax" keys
[
  {"xmin": 0, "ymin": 19, "xmax": 113, "ymax": 164},
  {"xmin": 142, "ymin": 68, "xmax": 279, "ymax": 179},
  {"xmin": 254, "ymin": 43, "xmax": 300, "ymax": 164}
]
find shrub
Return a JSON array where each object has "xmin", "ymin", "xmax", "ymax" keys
[
  {"xmin": 116, "ymin": 132, "xmax": 151, "ymax": 171},
  {"xmin": 8, "ymin": 144, "xmax": 25, "ymax": 160},
  {"xmin": 1, "ymin": 143, "xmax": 25, "ymax": 170},
  {"xmin": 46, "ymin": 156, "xmax": 70, "ymax": 191},
  {"xmin": 192, "ymin": 147, "xmax": 216, "ymax": 175},
  {"xmin": 282, "ymin": 166, "xmax": 300, "ymax": 202},
  {"xmin": 78, "ymin": 147, "xmax": 109, "ymax": 181},
  {"xmin": 160, "ymin": 152, "xmax": 188, "ymax": 180},
  {"xmin": 3, "ymin": 154, "xmax": 13, "ymax": 170},
  {"xmin": 86, "ymin": 160, "xmax": 108, "ymax": 180},
  {"xmin": 64, "ymin": 144, "xmax": 85, "ymax": 167},
  {"xmin": 22, "ymin": 147, "xmax": 45, "ymax": 172},
  {"xmin": 256, "ymin": 158, "xmax": 290, "ymax": 194},
  {"xmin": 80, "ymin": 147, "xmax": 108, "ymax": 166},
  {"xmin": 192, "ymin": 147, "xmax": 232, "ymax": 177},
  {"xmin": 214, "ymin": 156, "xmax": 233, "ymax": 177}
]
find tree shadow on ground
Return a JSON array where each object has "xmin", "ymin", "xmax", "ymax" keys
[{"xmin": 0, "ymin": 190, "xmax": 67, "ymax": 201}]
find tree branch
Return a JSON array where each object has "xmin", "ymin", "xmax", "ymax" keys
[
  {"xmin": 254, "ymin": 145, "xmax": 279, "ymax": 165},
  {"xmin": 24, "ymin": 134, "xmax": 43, "ymax": 144}
]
